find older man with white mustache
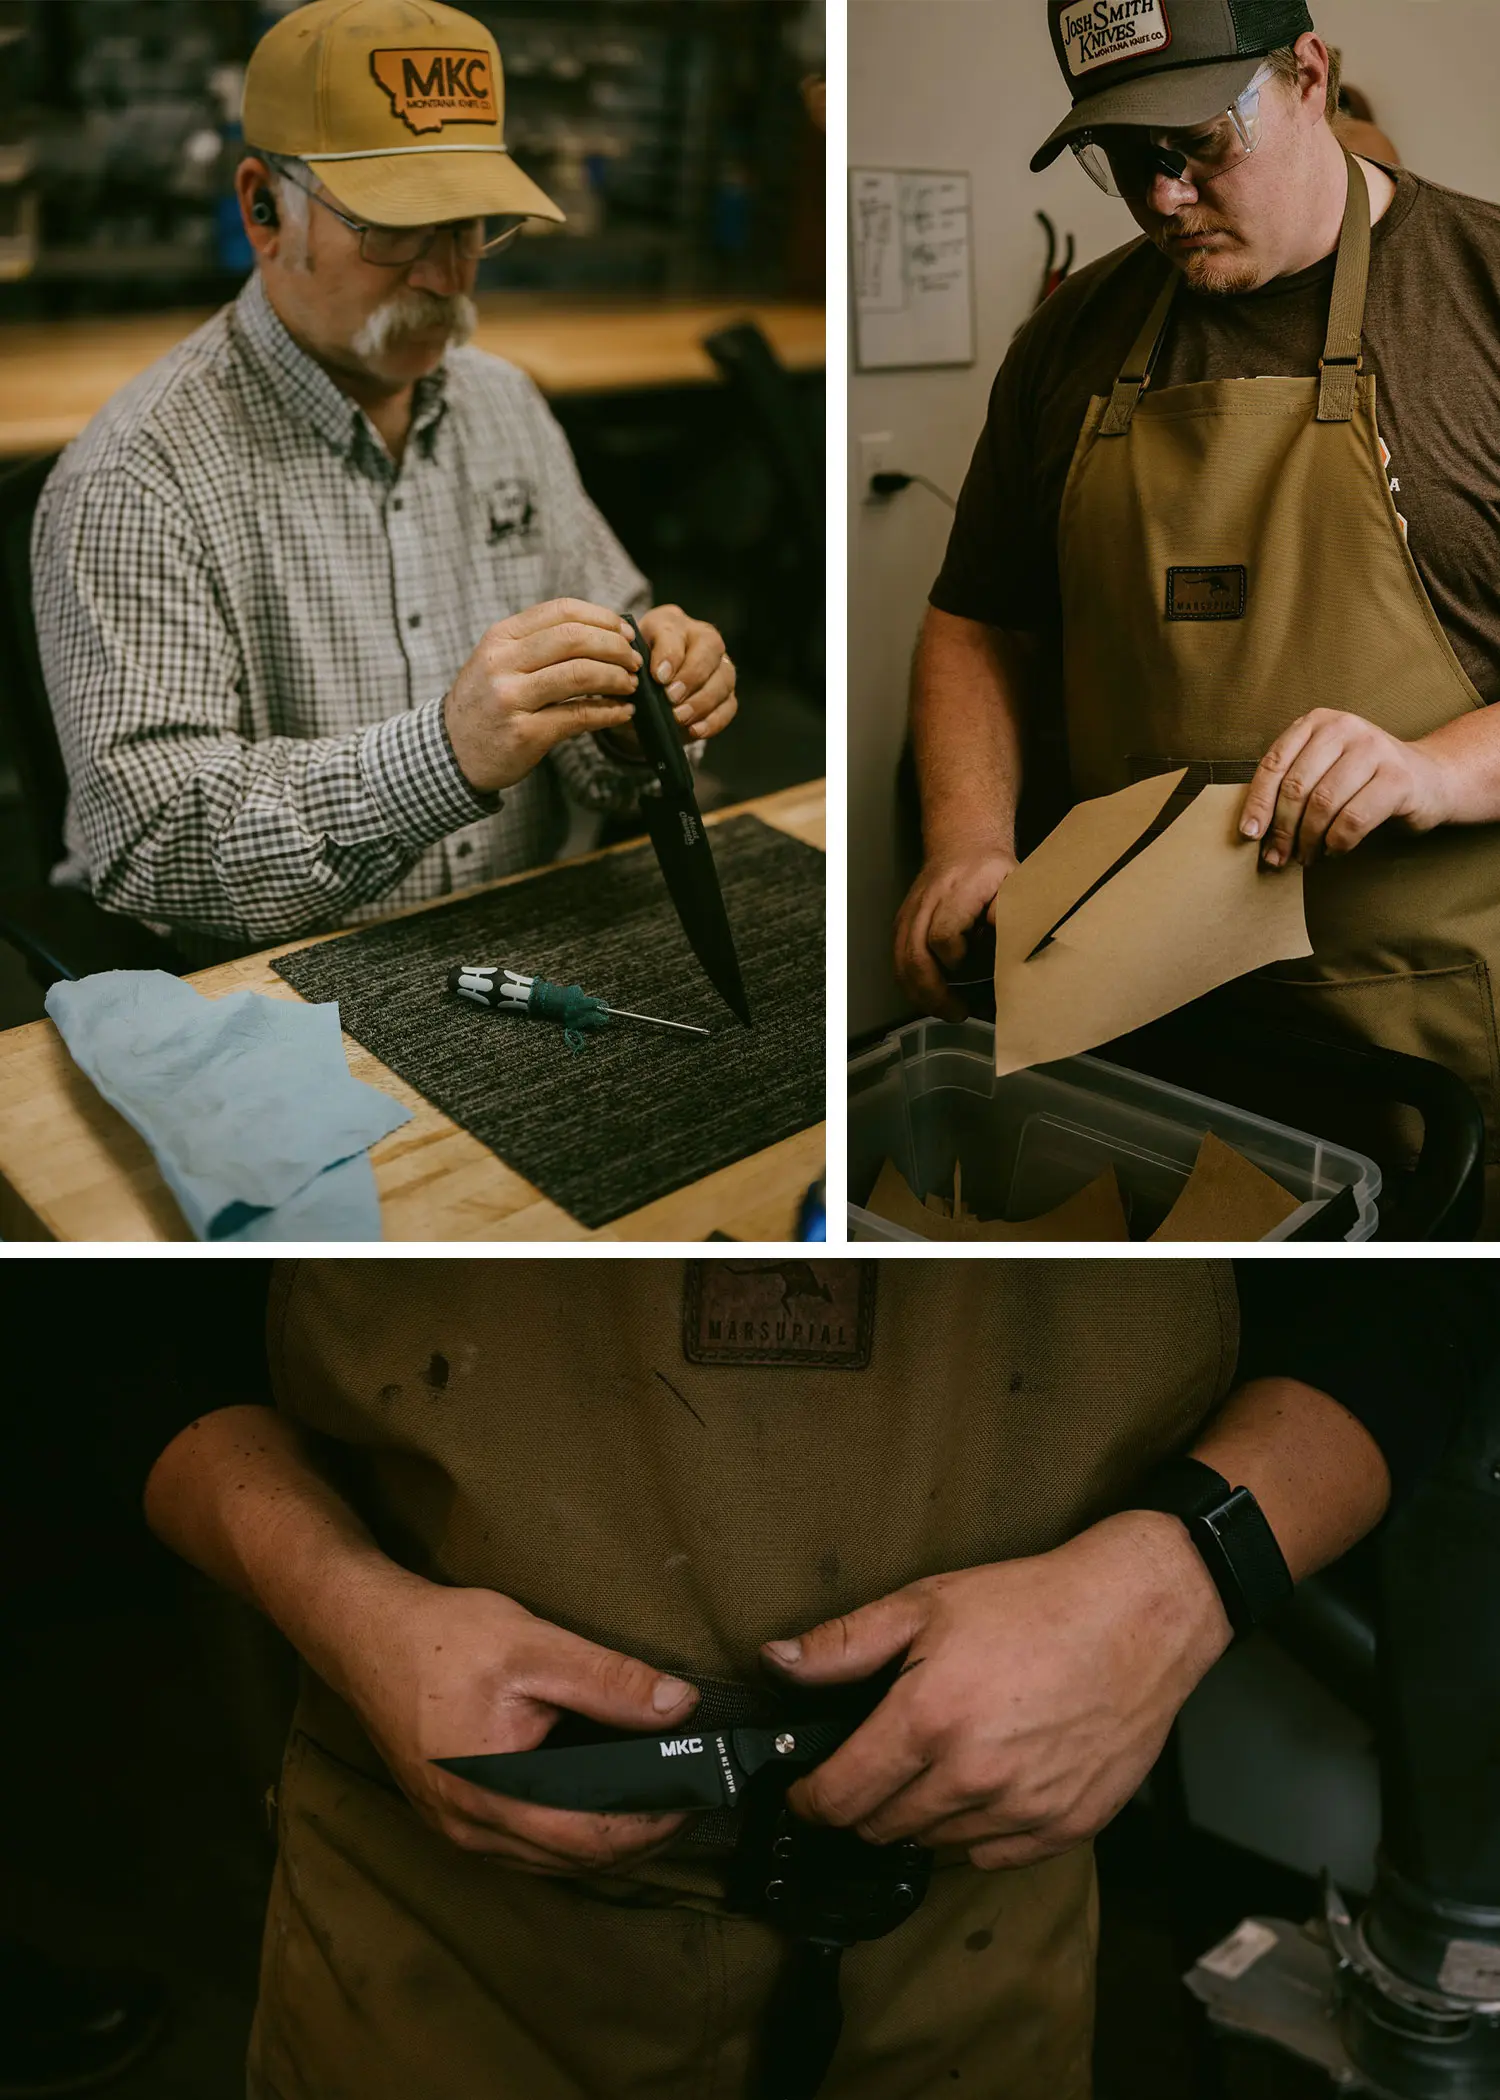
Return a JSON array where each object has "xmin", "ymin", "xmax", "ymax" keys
[{"xmin": 33, "ymin": 0, "xmax": 739, "ymax": 957}]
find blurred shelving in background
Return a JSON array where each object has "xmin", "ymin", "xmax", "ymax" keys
[{"xmin": 0, "ymin": 0, "xmax": 824, "ymax": 319}]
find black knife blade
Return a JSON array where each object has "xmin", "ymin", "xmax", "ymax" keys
[
  {"xmin": 623, "ymin": 613, "xmax": 752, "ymax": 1027},
  {"xmin": 434, "ymin": 1719, "xmax": 849, "ymax": 1814}
]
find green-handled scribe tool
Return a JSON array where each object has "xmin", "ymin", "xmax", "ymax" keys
[{"xmin": 447, "ymin": 963, "xmax": 710, "ymax": 1052}]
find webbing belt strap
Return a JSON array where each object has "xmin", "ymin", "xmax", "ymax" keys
[{"xmin": 1099, "ymin": 150, "xmax": 1374, "ymax": 436}]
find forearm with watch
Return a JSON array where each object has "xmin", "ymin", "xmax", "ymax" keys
[
  {"xmin": 768, "ymin": 1376, "xmax": 1391, "ymax": 1872},
  {"xmin": 1126, "ymin": 1371, "xmax": 1392, "ymax": 1656}
]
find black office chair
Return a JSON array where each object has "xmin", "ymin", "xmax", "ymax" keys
[
  {"xmin": 701, "ymin": 320, "xmax": 824, "ymax": 561},
  {"xmin": 701, "ymin": 319, "xmax": 824, "ymax": 692},
  {"xmin": 0, "ymin": 452, "xmax": 187, "ymax": 988}
]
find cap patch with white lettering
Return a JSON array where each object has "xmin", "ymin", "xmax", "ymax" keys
[
  {"xmin": 683, "ymin": 1262, "xmax": 875, "ymax": 1368},
  {"xmin": 1059, "ymin": 0, "xmax": 1172, "ymax": 79}
]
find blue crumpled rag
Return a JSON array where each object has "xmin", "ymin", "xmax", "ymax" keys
[{"xmin": 46, "ymin": 970, "xmax": 412, "ymax": 1240}]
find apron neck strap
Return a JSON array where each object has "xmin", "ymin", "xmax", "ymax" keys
[
  {"xmin": 1317, "ymin": 151, "xmax": 1372, "ymax": 423},
  {"xmin": 1100, "ymin": 268, "xmax": 1179, "ymax": 437},
  {"xmin": 1099, "ymin": 151, "xmax": 1374, "ymax": 438}
]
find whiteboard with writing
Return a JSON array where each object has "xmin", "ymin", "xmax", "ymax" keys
[{"xmin": 851, "ymin": 169, "xmax": 975, "ymax": 372}]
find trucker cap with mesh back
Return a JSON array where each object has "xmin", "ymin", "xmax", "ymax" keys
[
  {"xmin": 1031, "ymin": 0, "xmax": 1317, "ymax": 172},
  {"xmin": 242, "ymin": 0, "xmax": 564, "ymax": 228}
]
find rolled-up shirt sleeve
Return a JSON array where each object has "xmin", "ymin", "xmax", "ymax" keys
[{"xmin": 35, "ymin": 462, "xmax": 496, "ymax": 945}]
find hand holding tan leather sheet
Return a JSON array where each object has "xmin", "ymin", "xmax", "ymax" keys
[{"xmin": 991, "ymin": 773, "xmax": 1314, "ymax": 1078}]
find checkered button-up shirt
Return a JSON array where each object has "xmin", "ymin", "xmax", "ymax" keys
[{"xmin": 33, "ymin": 270, "xmax": 652, "ymax": 949}]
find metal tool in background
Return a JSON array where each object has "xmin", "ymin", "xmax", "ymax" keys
[
  {"xmin": 623, "ymin": 612, "xmax": 752, "ymax": 1028},
  {"xmin": 447, "ymin": 963, "xmax": 709, "ymax": 1051},
  {"xmin": 1185, "ymin": 1350, "xmax": 1500, "ymax": 2096}
]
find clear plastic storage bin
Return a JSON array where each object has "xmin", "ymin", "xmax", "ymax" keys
[{"xmin": 848, "ymin": 1020, "xmax": 1381, "ymax": 1242}]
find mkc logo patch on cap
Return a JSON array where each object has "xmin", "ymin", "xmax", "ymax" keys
[
  {"xmin": 1059, "ymin": 0, "xmax": 1172, "ymax": 78},
  {"xmin": 371, "ymin": 48, "xmax": 498, "ymax": 134},
  {"xmin": 682, "ymin": 1262, "xmax": 875, "ymax": 1369},
  {"xmin": 1167, "ymin": 565, "xmax": 1248, "ymax": 621}
]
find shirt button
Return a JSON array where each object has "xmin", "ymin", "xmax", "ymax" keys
[
  {"xmin": 408, "ymin": 612, "xmax": 422, "ymax": 629},
  {"xmin": 392, "ymin": 497, "xmax": 404, "ymax": 512},
  {"xmin": 457, "ymin": 840, "xmax": 473, "ymax": 859}
]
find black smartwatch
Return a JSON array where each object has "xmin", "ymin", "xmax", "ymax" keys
[{"xmin": 1128, "ymin": 1457, "xmax": 1294, "ymax": 1639}]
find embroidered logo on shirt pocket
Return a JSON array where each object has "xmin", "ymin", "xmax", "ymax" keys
[{"xmin": 487, "ymin": 478, "xmax": 539, "ymax": 546}]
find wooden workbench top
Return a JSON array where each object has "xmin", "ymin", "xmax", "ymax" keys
[
  {"xmin": 0, "ymin": 296, "xmax": 825, "ymax": 459},
  {"xmin": 0, "ymin": 780, "xmax": 825, "ymax": 1244}
]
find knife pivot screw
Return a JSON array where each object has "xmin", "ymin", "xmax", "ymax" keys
[{"xmin": 775, "ymin": 1733, "xmax": 796, "ymax": 1755}]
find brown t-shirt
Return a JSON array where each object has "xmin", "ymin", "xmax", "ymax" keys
[{"xmin": 931, "ymin": 168, "xmax": 1500, "ymax": 704}]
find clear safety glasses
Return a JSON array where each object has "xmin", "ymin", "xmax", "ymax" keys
[
  {"xmin": 1070, "ymin": 61, "xmax": 1277, "ymax": 199},
  {"xmin": 264, "ymin": 155, "xmax": 527, "ymax": 265}
]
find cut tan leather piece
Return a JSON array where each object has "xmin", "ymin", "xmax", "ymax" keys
[
  {"xmin": 1148, "ymin": 1131, "xmax": 1302, "ymax": 1242},
  {"xmin": 864, "ymin": 1133, "xmax": 1300, "ymax": 1243},
  {"xmin": 993, "ymin": 779, "xmax": 1313, "ymax": 1079},
  {"xmin": 863, "ymin": 1159, "xmax": 1130, "ymax": 1241}
]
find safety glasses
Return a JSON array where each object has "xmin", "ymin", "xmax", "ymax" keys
[
  {"xmin": 262, "ymin": 155, "xmax": 527, "ymax": 265},
  {"xmin": 1070, "ymin": 61, "xmax": 1277, "ymax": 199}
]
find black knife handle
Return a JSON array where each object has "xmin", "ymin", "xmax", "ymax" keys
[{"xmin": 624, "ymin": 613, "xmax": 695, "ymax": 801}]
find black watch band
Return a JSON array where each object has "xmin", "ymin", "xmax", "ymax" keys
[{"xmin": 1130, "ymin": 1457, "xmax": 1294, "ymax": 1639}]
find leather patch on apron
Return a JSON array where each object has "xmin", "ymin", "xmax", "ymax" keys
[
  {"xmin": 1166, "ymin": 565, "xmax": 1247, "ymax": 621},
  {"xmin": 682, "ymin": 1261, "xmax": 875, "ymax": 1368}
]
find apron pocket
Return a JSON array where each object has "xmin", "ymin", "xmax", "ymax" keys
[{"xmin": 1247, "ymin": 961, "xmax": 1500, "ymax": 1170}]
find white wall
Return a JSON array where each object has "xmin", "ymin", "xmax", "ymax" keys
[{"xmin": 848, "ymin": 0, "xmax": 1500, "ymax": 1039}]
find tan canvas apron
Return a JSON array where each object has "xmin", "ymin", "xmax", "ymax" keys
[
  {"xmin": 1057, "ymin": 154, "xmax": 1500, "ymax": 1227},
  {"xmin": 247, "ymin": 1258, "xmax": 1237, "ymax": 2100}
]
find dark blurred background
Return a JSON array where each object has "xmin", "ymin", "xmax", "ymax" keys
[
  {"xmin": 0, "ymin": 0, "xmax": 823, "ymax": 312},
  {"xmin": 0, "ymin": 0, "xmax": 825, "ymax": 1029}
]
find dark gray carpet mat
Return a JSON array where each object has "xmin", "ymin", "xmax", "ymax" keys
[{"xmin": 271, "ymin": 815, "xmax": 825, "ymax": 1227}]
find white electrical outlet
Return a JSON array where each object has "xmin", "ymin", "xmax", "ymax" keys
[{"xmin": 858, "ymin": 432, "xmax": 894, "ymax": 495}]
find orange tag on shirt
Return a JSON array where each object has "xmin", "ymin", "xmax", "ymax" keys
[
  {"xmin": 683, "ymin": 1262, "xmax": 875, "ymax": 1368},
  {"xmin": 370, "ymin": 49, "xmax": 498, "ymax": 134}
]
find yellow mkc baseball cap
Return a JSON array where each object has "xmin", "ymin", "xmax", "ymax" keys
[{"xmin": 242, "ymin": 0, "xmax": 564, "ymax": 228}]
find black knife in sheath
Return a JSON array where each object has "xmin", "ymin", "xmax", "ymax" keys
[
  {"xmin": 623, "ymin": 612, "xmax": 752, "ymax": 1027},
  {"xmin": 434, "ymin": 1719, "xmax": 849, "ymax": 1814}
]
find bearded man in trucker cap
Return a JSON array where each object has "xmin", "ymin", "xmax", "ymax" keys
[
  {"xmin": 898, "ymin": 0, "xmax": 1500, "ymax": 1229},
  {"xmin": 32, "ymin": 0, "xmax": 738, "ymax": 959}
]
